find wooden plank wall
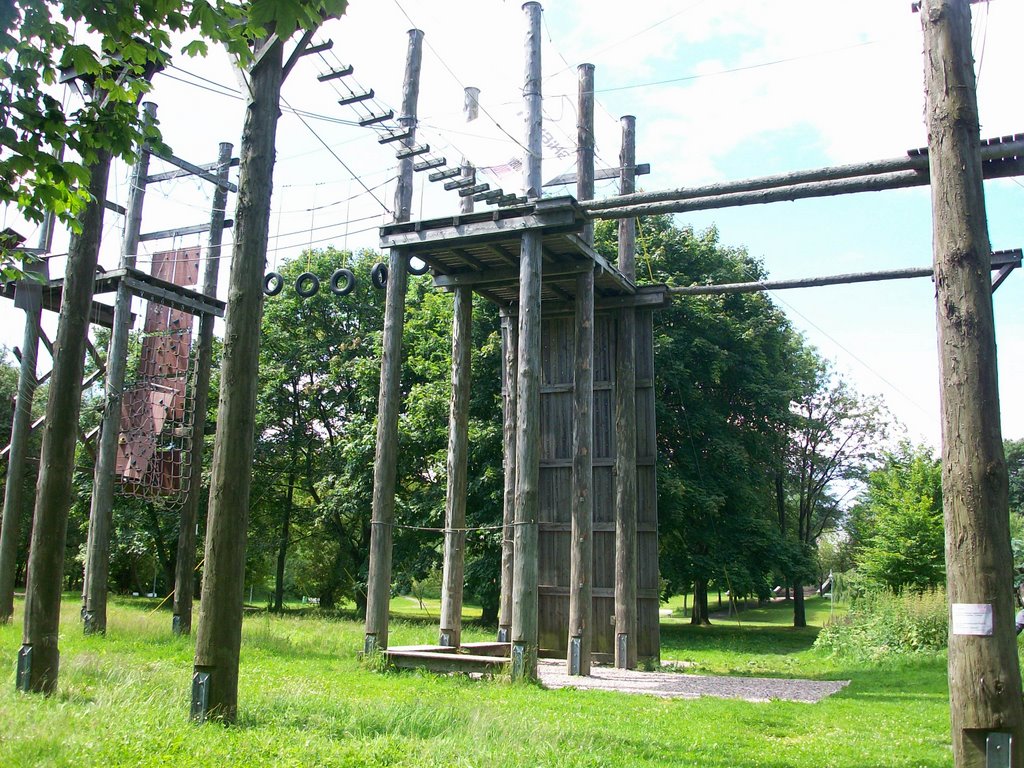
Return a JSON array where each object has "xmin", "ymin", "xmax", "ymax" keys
[{"xmin": 536, "ymin": 307, "xmax": 658, "ymax": 661}]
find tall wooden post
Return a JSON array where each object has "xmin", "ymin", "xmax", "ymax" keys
[
  {"xmin": 439, "ymin": 286, "xmax": 472, "ymax": 646},
  {"xmin": 511, "ymin": 0, "xmax": 543, "ymax": 681},
  {"xmin": 173, "ymin": 140, "xmax": 233, "ymax": 636},
  {"xmin": 567, "ymin": 62, "xmax": 595, "ymax": 676},
  {"xmin": 614, "ymin": 114, "xmax": 638, "ymax": 669},
  {"xmin": 17, "ymin": 149, "xmax": 112, "ymax": 694},
  {"xmin": 0, "ymin": 213, "xmax": 54, "ymax": 624},
  {"xmin": 460, "ymin": 87, "xmax": 479, "ymax": 216},
  {"xmin": 497, "ymin": 309, "xmax": 518, "ymax": 642},
  {"xmin": 364, "ymin": 28, "xmax": 423, "ymax": 653},
  {"xmin": 191, "ymin": 39, "xmax": 284, "ymax": 723},
  {"xmin": 82, "ymin": 101, "xmax": 155, "ymax": 635},
  {"xmin": 921, "ymin": 1, "xmax": 1024, "ymax": 765}
]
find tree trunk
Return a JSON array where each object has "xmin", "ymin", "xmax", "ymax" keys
[
  {"xmin": 690, "ymin": 579, "xmax": 711, "ymax": 626},
  {"xmin": 793, "ymin": 581, "xmax": 806, "ymax": 628},
  {"xmin": 274, "ymin": 474, "xmax": 293, "ymax": 613},
  {"xmin": 18, "ymin": 150, "xmax": 111, "ymax": 694},
  {"xmin": 922, "ymin": 2, "xmax": 1024, "ymax": 765},
  {"xmin": 191, "ymin": 37, "xmax": 284, "ymax": 724}
]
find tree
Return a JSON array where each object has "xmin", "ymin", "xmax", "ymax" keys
[
  {"xmin": 853, "ymin": 443, "xmax": 944, "ymax": 592},
  {"xmin": 1006, "ymin": 438, "xmax": 1024, "ymax": 517},
  {"xmin": 784, "ymin": 356, "xmax": 887, "ymax": 626},
  {"xmin": 595, "ymin": 217, "xmax": 809, "ymax": 625}
]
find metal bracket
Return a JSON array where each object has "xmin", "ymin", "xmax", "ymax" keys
[
  {"xmin": 568, "ymin": 636, "xmax": 582, "ymax": 676},
  {"xmin": 616, "ymin": 633, "xmax": 629, "ymax": 668},
  {"xmin": 987, "ymin": 732, "xmax": 1012, "ymax": 768},
  {"xmin": 190, "ymin": 670, "xmax": 211, "ymax": 722},
  {"xmin": 15, "ymin": 645, "xmax": 32, "ymax": 692},
  {"xmin": 510, "ymin": 643, "xmax": 525, "ymax": 679}
]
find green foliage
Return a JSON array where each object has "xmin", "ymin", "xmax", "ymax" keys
[
  {"xmin": 0, "ymin": 597, "xmax": 955, "ymax": 767},
  {"xmin": 0, "ymin": 0, "xmax": 346, "ymax": 270},
  {"xmin": 1007, "ymin": 438, "xmax": 1024, "ymax": 517},
  {"xmin": 814, "ymin": 587, "xmax": 948, "ymax": 660},
  {"xmin": 852, "ymin": 443, "xmax": 944, "ymax": 593}
]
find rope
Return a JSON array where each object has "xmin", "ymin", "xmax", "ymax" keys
[{"xmin": 146, "ymin": 556, "xmax": 205, "ymax": 616}]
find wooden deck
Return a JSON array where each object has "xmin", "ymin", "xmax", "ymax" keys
[{"xmin": 384, "ymin": 643, "xmax": 511, "ymax": 674}]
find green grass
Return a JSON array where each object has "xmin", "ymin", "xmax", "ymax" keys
[{"xmin": 0, "ymin": 594, "xmax": 953, "ymax": 767}]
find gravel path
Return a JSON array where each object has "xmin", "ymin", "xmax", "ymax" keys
[{"xmin": 537, "ymin": 660, "xmax": 849, "ymax": 703}]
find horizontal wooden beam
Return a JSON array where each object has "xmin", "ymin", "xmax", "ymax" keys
[
  {"xmin": 669, "ymin": 249, "xmax": 1021, "ymax": 296},
  {"xmin": 138, "ymin": 219, "xmax": 233, "ymax": 243},
  {"xmin": 543, "ymin": 163, "xmax": 650, "ymax": 188},
  {"xmin": 583, "ymin": 136, "xmax": 1024, "ymax": 214},
  {"xmin": 152, "ymin": 151, "xmax": 238, "ymax": 193},
  {"xmin": 433, "ymin": 261, "xmax": 592, "ymax": 289},
  {"xmin": 146, "ymin": 157, "xmax": 239, "ymax": 185},
  {"xmin": 92, "ymin": 267, "xmax": 226, "ymax": 317},
  {"xmin": 589, "ymin": 157, "xmax": 1024, "ymax": 220}
]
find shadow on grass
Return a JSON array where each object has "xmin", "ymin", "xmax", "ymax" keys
[{"xmin": 661, "ymin": 621, "xmax": 820, "ymax": 658}]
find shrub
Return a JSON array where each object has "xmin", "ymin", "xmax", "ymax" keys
[{"xmin": 814, "ymin": 587, "xmax": 948, "ymax": 661}]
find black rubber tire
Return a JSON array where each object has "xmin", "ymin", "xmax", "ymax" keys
[
  {"xmin": 263, "ymin": 272, "xmax": 284, "ymax": 296},
  {"xmin": 295, "ymin": 271, "xmax": 321, "ymax": 298},
  {"xmin": 371, "ymin": 263, "xmax": 388, "ymax": 290},
  {"xmin": 407, "ymin": 258, "xmax": 429, "ymax": 276},
  {"xmin": 330, "ymin": 267, "xmax": 356, "ymax": 296}
]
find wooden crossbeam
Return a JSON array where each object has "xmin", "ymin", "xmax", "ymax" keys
[
  {"xmin": 475, "ymin": 189, "xmax": 504, "ymax": 203},
  {"xmin": 378, "ymin": 130, "xmax": 411, "ymax": 144},
  {"xmin": 139, "ymin": 219, "xmax": 233, "ymax": 243},
  {"xmin": 414, "ymin": 157, "xmax": 446, "ymax": 172},
  {"xmin": 318, "ymin": 65, "xmax": 354, "ymax": 82},
  {"xmin": 443, "ymin": 177, "xmax": 477, "ymax": 191},
  {"xmin": 153, "ymin": 151, "xmax": 238, "ymax": 193},
  {"xmin": 458, "ymin": 183, "xmax": 489, "ymax": 197},
  {"xmin": 429, "ymin": 167, "xmax": 461, "ymax": 182},
  {"xmin": 337, "ymin": 89, "xmax": 373, "ymax": 105},
  {"xmin": 358, "ymin": 110, "xmax": 394, "ymax": 127},
  {"xmin": 395, "ymin": 145, "xmax": 430, "ymax": 160}
]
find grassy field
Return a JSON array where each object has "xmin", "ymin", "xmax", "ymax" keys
[{"xmin": 0, "ymin": 594, "xmax": 952, "ymax": 767}]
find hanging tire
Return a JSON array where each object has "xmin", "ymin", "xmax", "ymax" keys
[
  {"xmin": 263, "ymin": 272, "xmax": 284, "ymax": 296},
  {"xmin": 330, "ymin": 268, "xmax": 356, "ymax": 296},
  {"xmin": 407, "ymin": 258, "xmax": 429, "ymax": 276},
  {"xmin": 295, "ymin": 271, "xmax": 321, "ymax": 298},
  {"xmin": 371, "ymin": 263, "xmax": 388, "ymax": 290}
]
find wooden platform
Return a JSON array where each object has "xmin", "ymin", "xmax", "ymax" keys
[
  {"xmin": 385, "ymin": 643, "xmax": 511, "ymax": 674},
  {"xmin": 379, "ymin": 196, "xmax": 668, "ymax": 311}
]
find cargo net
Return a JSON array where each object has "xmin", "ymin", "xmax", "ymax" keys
[{"xmin": 114, "ymin": 247, "xmax": 201, "ymax": 508}]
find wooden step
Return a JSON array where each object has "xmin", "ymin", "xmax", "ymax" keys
[
  {"xmin": 459, "ymin": 642, "xmax": 512, "ymax": 657},
  {"xmin": 385, "ymin": 649, "xmax": 510, "ymax": 674}
]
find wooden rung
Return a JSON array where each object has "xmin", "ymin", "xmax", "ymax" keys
[
  {"xmin": 319, "ymin": 65, "xmax": 354, "ymax": 82},
  {"xmin": 443, "ymin": 177, "xmax": 477, "ymax": 191},
  {"xmin": 498, "ymin": 194, "xmax": 524, "ymax": 206},
  {"xmin": 396, "ymin": 145, "xmax": 430, "ymax": 160},
  {"xmin": 429, "ymin": 167, "xmax": 462, "ymax": 182},
  {"xmin": 475, "ymin": 189, "xmax": 504, "ymax": 203},
  {"xmin": 359, "ymin": 110, "xmax": 394, "ymax": 127},
  {"xmin": 337, "ymin": 89, "xmax": 373, "ymax": 106},
  {"xmin": 301, "ymin": 40, "xmax": 334, "ymax": 56},
  {"xmin": 458, "ymin": 183, "xmax": 489, "ymax": 197},
  {"xmin": 378, "ymin": 130, "xmax": 411, "ymax": 145},
  {"xmin": 414, "ymin": 157, "xmax": 446, "ymax": 172}
]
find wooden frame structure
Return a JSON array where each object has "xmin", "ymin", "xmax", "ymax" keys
[{"xmin": 370, "ymin": 197, "xmax": 668, "ymax": 675}]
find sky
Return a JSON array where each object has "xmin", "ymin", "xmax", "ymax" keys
[{"xmin": 3, "ymin": 0, "xmax": 1022, "ymax": 449}]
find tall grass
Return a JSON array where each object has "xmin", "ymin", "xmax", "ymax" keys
[{"xmin": 815, "ymin": 588, "xmax": 948, "ymax": 661}]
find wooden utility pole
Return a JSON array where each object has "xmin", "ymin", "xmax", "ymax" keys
[
  {"xmin": 439, "ymin": 285, "xmax": 471, "ymax": 646},
  {"xmin": 615, "ymin": 114, "xmax": 638, "ymax": 669},
  {"xmin": 0, "ymin": 212, "xmax": 54, "ymax": 624},
  {"xmin": 460, "ymin": 86, "xmax": 479, "ymax": 216},
  {"xmin": 511, "ymin": 0, "xmax": 543, "ymax": 681},
  {"xmin": 191, "ymin": 37, "xmax": 284, "ymax": 723},
  {"xmin": 567, "ymin": 62, "xmax": 594, "ymax": 676},
  {"xmin": 498, "ymin": 309, "xmax": 518, "ymax": 643},
  {"xmin": 173, "ymin": 140, "xmax": 233, "ymax": 636},
  {"xmin": 921, "ymin": 1, "xmax": 1024, "ymax": 765},
  {"xmin": 17, "ymin": 149, "xmax": 112, "ymax": 694},
  {"xmin": 82, "ymin": 102, "xmax": 155, "ymax": 635},
  {"xmin": 364, "ymin": 28, "xmax": 424, "ymax": 654}
]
